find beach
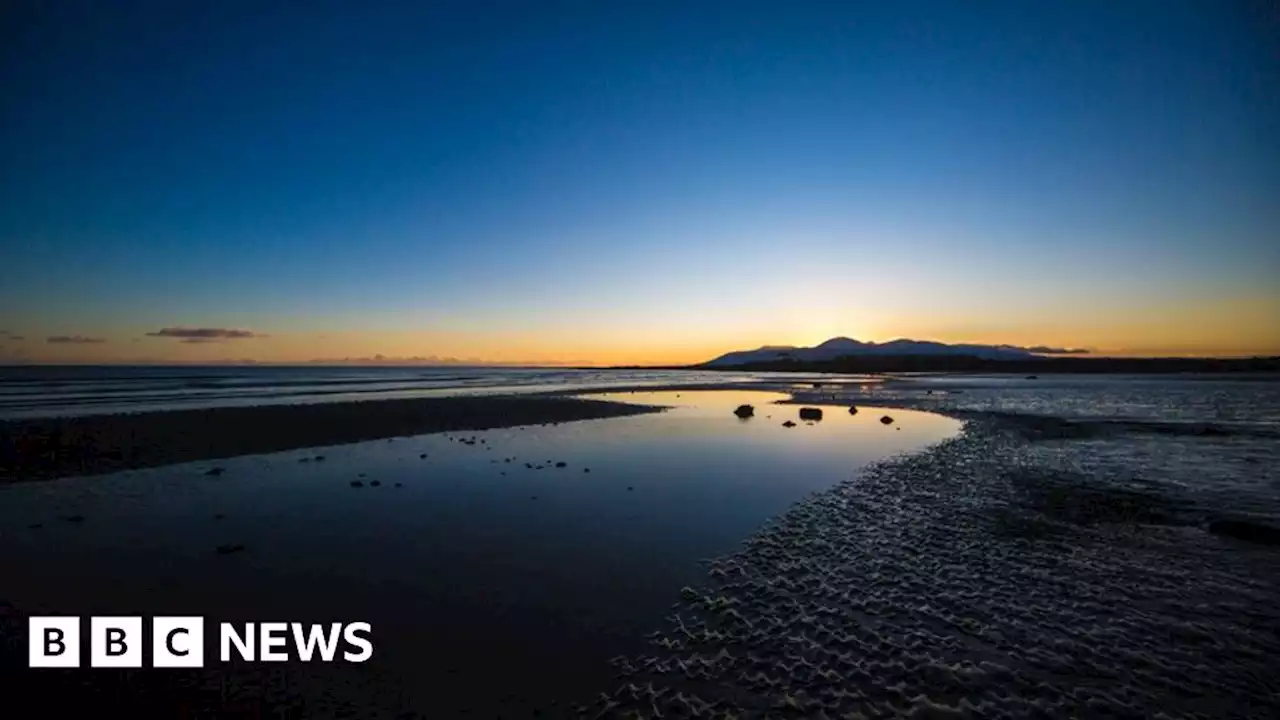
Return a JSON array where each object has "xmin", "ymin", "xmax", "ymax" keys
[
  {"xmin": 1, "ymin": 373, "xmax": 1278, "ymax": 717},
  {"xmin": 593, "ymin": 377, "xmax": 1280, "ymax": 718}
]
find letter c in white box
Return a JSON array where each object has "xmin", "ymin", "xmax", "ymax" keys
[{"xmin": 153, "ymin": 617, "xmax": 204, "ymax": 667}]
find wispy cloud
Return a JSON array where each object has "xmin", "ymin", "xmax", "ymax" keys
[
  {"xmin": 146, "ymin": 327, "xmax": 266, "ymax": 340},
  {"xmin": 47, "ymin": 335, "xmax": 106, "ymax": 344},
  {"xmin": 1023, "ymin": 345, "xmax": 1090, "ymax": 355}
]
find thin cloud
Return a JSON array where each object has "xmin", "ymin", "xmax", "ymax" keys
[
  {"xmin": 47, "ymin": 335, "xmax": 106, "ymax": 344},
  {"xmin": 994, "ymin": 344, "xmax": 1088, "ymax": 355},
  {"xmin": 146, "ymin": 327, "xmax": 266, "ymax": 340},
  {"xmin": 1025, "ymin": 345, "xmax": 1090, "ymax": 355}
]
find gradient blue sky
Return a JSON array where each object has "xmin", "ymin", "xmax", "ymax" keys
[{"xmin": 2, "ymin": 0, "xmax": 1277, "ymax": 363}]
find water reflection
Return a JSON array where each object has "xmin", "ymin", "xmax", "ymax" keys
[{"xmin": 0, "ymin": 391, "xmax": 959, "ymax": 714}]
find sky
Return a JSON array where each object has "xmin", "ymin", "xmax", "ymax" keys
[{"xmin": 2, "ymin": 0, "xmax": 1277, "ymax": 365}]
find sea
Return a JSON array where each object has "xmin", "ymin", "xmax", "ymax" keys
[{"xmin": 0, "ymin": 365, "xmax": 852, "ymax": 420}]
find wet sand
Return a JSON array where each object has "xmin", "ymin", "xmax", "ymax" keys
[
  {"xmin": 591, "ymin": 382, "xmax": 1280, "ymax": 718},
  {"xmin": 0, "ymin": 395, "xmax": 663, "ymax": 483}
]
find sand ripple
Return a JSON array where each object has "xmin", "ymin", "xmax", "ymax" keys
[{"xmin": 586, "ymin": 415, "xmax": 1280, "ymax": 718}]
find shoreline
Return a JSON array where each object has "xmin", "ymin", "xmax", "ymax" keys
[{"xmin": 0, "ymin": 395, "xmax": 665, "ymax": 483}]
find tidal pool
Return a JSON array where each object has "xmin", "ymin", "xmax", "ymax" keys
[{"xmin": 0, "ymin": 390, "xmax": 959, "ymax": 715}]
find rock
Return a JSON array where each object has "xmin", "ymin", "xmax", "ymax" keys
[
  {"xmin": 555, "ymin": 461, "xmax": 567, "ymax": 468},
  {"xmin": 880, "ymin": 416, "xmax": 894, "ymax": 425},
  {"xmin": 63, "ymin": 515, "xmax": 85, "ymax": 523},
  {"xmin": 848, "ymin": 406, "xmax": 858, "ymax": 415},
  {"xmin": 215, "ymin": 544, "xmax": 246, "ymax": 555},
  {"xmin": 205, "ymin": 467, "xmax": 226, "ymax": 476},
  {"xmin": 214, "ymin": 514, "xmax": 225, "ymax": 520},
  {"xmin": 420, "ymin": 453, "xmax": 428, "ymax": 459},
  {"xmin": 799, "ymin": 407, "xmax": 823, "ymax": 421},
  {"xmin": 370, "ymin": 480, "xmax": 381, "ymax": 487},
  {"xmin": 1025, "ymin": 375, "xmax": 1038, "ymax": 380},
  {"xmin": 733, "ymin": 404, "xmax": 754, "ymax": 418},
  {"xmin": 1209, "ymin": 519, "xmax": 1280, "ymax": 546},
  {"xmin": 583, "ymin": 468, "xmax": 591, "ymax": 473},
  {"xmin": 314, "ymin": 455, "xmax": 325, "ymax": 461},
  {"xmin": 350, "ymin": 481, "xmax": 364, "ymax": 488},
  {"xmin": 782, "ymin": 421, "xmax": 796, "ymax": 428}
]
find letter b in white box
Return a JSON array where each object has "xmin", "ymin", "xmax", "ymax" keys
[
  {"xmin": 29, "ymin": 617, "xmax": 80, "ymax": 667},
  {"xmin": 90, "ymin": 617, "xmax": 142, "ymax": 667},
  {"xmin": 153, "ymin": 617, "xmax": 204, "ymax": 667}
]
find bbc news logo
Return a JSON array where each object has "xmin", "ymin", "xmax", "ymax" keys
[{"xmin": 29, "ymin": 617, "xmax": 372, "ymax": 667}]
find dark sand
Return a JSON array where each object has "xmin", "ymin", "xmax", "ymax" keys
[{"xmin": 0, "ymin": 395, "xmax": 662, "ymax": 483}]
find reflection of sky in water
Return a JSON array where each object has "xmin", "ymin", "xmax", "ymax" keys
[{"xmin": 0, "ymin": 390, "xmax": 958, "ymax": 713}]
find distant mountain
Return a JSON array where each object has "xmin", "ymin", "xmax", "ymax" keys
[{"xmin": 701, "ymin": 337, "xmax": 1085, "ymax": 367}]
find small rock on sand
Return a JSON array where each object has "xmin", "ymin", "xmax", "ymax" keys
[
  {"xmin": 799, "ymin": 407, "xmax": 823, "ymax": 421},
  {"xmin": 555, "ymin": 461, "xmax": 567, "ymax": 468},
  {"xmin": 782, "ymin": 421, "xmax": 796, "ymax": 428},
  {"xmin": 420, "ymin": 453, "xmax": 428, "ymax": 459},
  {"xmin": 350, "ymin": 481, "xmax": 364, "ymax": 488},
  {"xmin": 848, "ymin": 406, "xmax": 858, "ymax": 415},
  {"xmin": 205, "ymin": 467, "xmax": 226, "ymax": 476},
  {"xmin": 733, "ymin": 404, "xmax": 754, "ymax": 418},
  {"xmin": 880, "ymin": 415, "xmax": 894, "ymax": 425},
  {"xmin": 370, "ymin": 480, "xmax": 381, "ymax": 487}
]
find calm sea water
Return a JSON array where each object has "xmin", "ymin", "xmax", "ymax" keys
[{"xmin": 0, "ymin": 365, "xmax": 860, "ymax": 419}]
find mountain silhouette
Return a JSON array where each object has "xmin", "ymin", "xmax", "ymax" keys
[{"xmin": 702, "ymin": 337, "xmax": 1083, "ymax": 367}]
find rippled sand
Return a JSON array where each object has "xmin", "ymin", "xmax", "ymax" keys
[{"xmin": 584, "ymin": 381, "xmax": 1280, "ymax": 719}]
